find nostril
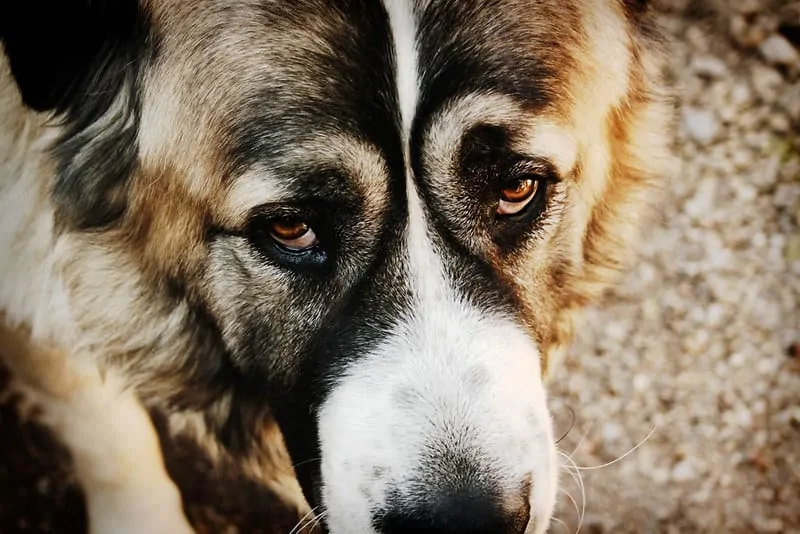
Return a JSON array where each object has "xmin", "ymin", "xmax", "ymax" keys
[{"xmin": 374, "ymin": 485, "xmax": 530, "ymax": 534}]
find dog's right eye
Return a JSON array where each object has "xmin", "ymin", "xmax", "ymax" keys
[{"xmin": 497, "ymin": 177, "xmax": 540, "ymax": 216}]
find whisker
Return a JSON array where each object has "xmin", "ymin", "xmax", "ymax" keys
[
  {"xmin": 559, "ymin": 487, "xmax": 580, "ymax": 523},
  {"xmin": 292, "ymin": 457, "xmax": 323, "ymax": 470},
  {"xmin": 565, "ymin": 426, "xmax": 592, "ymax": 462},
  {"xmin": 558, "ymin": 451, "xmax": 586, "ymax": 534},
  {"xmin": 551, "ymin": 516, "xmax": 572, "ymax": 534},
  {"xmin": 575, "ymin": 461, "xmax": 586, "ymax": 533},
  {"xmin": 289, "ymin": 505, "xmax": 320, "ymax": 534},
  {"xmin": 555, "ymin": 405, "xmax": 576, "ymax": 445},
  {"xmin": 570, "ymin": 426, "xmax": 657, "ymax": 471},
  {"xmin": 557, "ymin": 449, "xmax": 579, "ymax": 474},
  {"xmin": 307, "ymin": 509, "xmax": 328, "ymax": 532}
]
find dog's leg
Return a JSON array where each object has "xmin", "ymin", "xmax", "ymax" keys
[
  {"xmin": 45, "ymin": 374, "xmax": 195, "ymax": 534},
  {"xmin": 0, "ymin": 319, "xmax": 194, "ymax": 534}
]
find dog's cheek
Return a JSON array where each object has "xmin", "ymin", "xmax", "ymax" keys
[{"xmin": 200, "ymin": 238, "xmax": 340, "ymax": 384}]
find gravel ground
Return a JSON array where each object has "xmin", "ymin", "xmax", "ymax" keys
[
  {"xmin": 1, "ymin": 2, "xmax": 799, "ymax": 533},
  {"xmin": 549, "ymin": 1, "xmax": 800, "ymax": 533}
]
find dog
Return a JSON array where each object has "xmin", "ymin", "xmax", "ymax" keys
[{"xmin": 0, "ymin": 1, "xmax": 674, "ymax": 532}]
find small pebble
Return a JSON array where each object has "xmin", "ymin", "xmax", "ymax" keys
[
  {"xmin": 751, "ymin": 64, "xmax": 785, "ymax": 104},
  {"xmin": 672, "ymin": 460, "xmax": 697, "ymax": 482},
  {"xmin": 690, "ymin": 55, "xmax": 728, "ymax": 79},
  {"xmin": 681, "ymin": 107, "xmax": 720, "ymax": 145},
  {"xmin": 778, "ymin": 83, "xmax": 800, "ymax": 120},
  {"xmin": 759, "ymin": 34, "xmax": 800, "ymax": 66},
  {"xmin": 730, "ymin": 82, "xmax": 753, "ymax": 108}
]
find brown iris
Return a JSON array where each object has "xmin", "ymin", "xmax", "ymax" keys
[
  {"xmin": 497, "ymin": 178, "xmax": 540, "ymax": 215},
  {"xmin": 269, "ymin": 219, "xmax": 318, "ymax": 250},
  {"xmin": 501, "ymin": 178, "xmax": 538, "ymax": 202}
]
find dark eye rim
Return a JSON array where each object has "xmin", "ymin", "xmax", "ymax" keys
[
  {"xmin": 488, "ymin": 176, "xmax": 557, "ymax": 250},
  {"xmin": 272, "ymin": 237, "xmax": 321, "ymax": 257}
]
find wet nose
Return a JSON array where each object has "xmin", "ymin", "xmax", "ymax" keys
[{"xmin": 374, "ymin": 485, "xmax": 530, "ymax": 534}]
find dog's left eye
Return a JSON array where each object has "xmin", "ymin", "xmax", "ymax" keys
[
  {"xmin": 268, "ymin": 219, "xmax": 319, "ymax": 251},
  {"xmin": 245, "ymin": 213, "xmax": 328, "ymax": 268},
  {"xmin": 497, "ymin": 177, "xmax": 540, "ymax": 216}
]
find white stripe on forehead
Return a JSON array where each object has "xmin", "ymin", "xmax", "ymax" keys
[
  {"xmin": 383, "ymin": 0, "xmax": 444, "ymax": 301},
  {"xmin": 382, "ymin": 0, "xmax": 419, "ymax": 143}
]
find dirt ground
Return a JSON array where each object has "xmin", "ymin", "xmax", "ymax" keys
[
  {"xmin": 549, "ymin": 1, "xmax": 800, "ymax": 533},
  {"xmin": 1, "ymin": 2, "xmax": 799, "ymax": 534}
]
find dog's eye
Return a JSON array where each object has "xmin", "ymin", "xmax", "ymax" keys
[
  {"xmin": 269, "ymin": 219, "xmax": 319, "ymax": 251},
  {"xmin": 497, "ymin": 177, "xmax": 540, "ymax": 216}
]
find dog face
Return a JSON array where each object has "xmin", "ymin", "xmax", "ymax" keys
[{"xmin": 1, "ymin": 0, "xmax": 672, "ymax": 532}]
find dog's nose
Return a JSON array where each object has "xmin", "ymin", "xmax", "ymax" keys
[{"xmin": 374, "ymin": 486, "xmax": 530, "ymax": 534}]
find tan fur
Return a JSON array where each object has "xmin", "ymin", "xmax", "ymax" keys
[
  {"xmin": 543, "ymin": 3, "xmax": 676, "ymax": 376},
  {"xmin": 0, "ymin": 315, "xmax": 81, "ymax": 399}
]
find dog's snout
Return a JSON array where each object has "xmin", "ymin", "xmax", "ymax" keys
[{"xmin": 374, "ymin": 485, "xmax": 530, "ymax": 534}]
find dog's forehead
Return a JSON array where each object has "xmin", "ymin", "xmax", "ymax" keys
[
  {"xmin": 413, "ymin": 0, "xmax": 581, "ymax": 123},
  {"xmin": 145, "ymin": 0, "xmax": 585, "ymax": 179},
  {"xmin": 144, "ymin": 1, "xmax": 394, "ymax": 161}
]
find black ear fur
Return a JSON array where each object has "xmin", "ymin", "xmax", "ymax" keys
[
  {"xmin": 621, "ymin": 0, "xmax": 650, "ymax": 16},
  {"xmin": 0, "ymin": 1, "xmax": 154, "ymax": 229}
]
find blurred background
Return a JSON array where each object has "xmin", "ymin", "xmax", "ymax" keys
[
  {"xmin": 549, "ymin": 1, "xmax": 800, "ymax": 532},
  {"xmin": 1, "ymin": 1, "xmax": 798, "ymax": 533}
]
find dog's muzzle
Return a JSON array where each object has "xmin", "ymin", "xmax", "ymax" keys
[{"xmin": 316, "ymin": 306, "xmax": 558, "ymax": 534}]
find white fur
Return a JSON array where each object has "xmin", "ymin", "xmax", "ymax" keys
[
  {"xmin": 317, "ymin": 178, "xmax": 558, "ymax": 533},
  {"xmin": 523, "ymin": 122, "xmax": 579, "ymax": 177},
  {"xmin": 0, "ymin": 121, "xmax": 74, "ymax": 346},
  {"xmin": 382, "ymin": 0, "xmax": 419, "ymax": 141},
  {"xmin": 222, "ymin": 168, "xmax": 291, "ymax": 227},
  {"xmin": 16, "ymin": 369, "xmax": 194, "ymax": 534},
  {"xmin": 567, "ymin": 1, "xmax": 633, "ymax": 216}
]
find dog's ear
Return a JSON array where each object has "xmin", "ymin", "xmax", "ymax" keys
[{"xmin": 0, "ymin": 1, "xmax": 152, "ymax": 229}]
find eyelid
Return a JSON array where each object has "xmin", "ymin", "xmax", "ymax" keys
[
  {"xmin": 247, "ymin": 203, "xmax": 311, "ymax": 221},
  {"xmin": 507, "ymin": 158, "xmax": 559, "ymax": 181}
]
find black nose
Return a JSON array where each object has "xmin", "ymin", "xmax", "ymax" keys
[{"xmin": 374, "ymin": 486, "xmax": 530, "ymax": 534}]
